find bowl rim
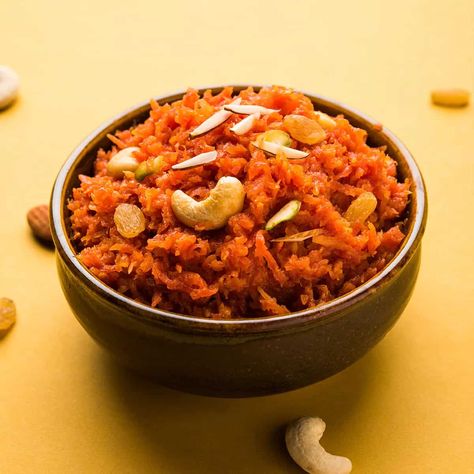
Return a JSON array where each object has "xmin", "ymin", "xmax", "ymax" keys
[{"xmin": 51, "ymin": 84, "xmax": 427, "ymax": 333}]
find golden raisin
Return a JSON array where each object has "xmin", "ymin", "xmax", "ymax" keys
[
  {"xmin": 114, "ymin": 204, "xmax": 146, "ymax": 238},
  {"xmin": 345, "ymin": 192, "xmax": 377, "ymax": 224},
  {"xmin": 0, "ymin": 298, "xmax": 16, "ymax": 338},
  {"xmin": 27, "ymin": 204, "xmax": 52, "ymax": 242},
  {"xmin": 431, "ymin": 88, "xmax": 470, "ymax": 108},
  {"xmin": 283, "ymin": 114, "xmax": 326, "ymax": 145}
]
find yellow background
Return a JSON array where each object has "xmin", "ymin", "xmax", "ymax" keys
[{"xmin": 1, "ymin": 0, "xmax": 473, "ymax": 472}]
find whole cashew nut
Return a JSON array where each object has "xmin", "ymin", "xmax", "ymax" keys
[
  {"xmin": 106, "ymin": 147, "xmax": 140, "ymax": 178},
  {"xmin": 171, "ymin": 176, "xmax": 245, "ymax": 230},
  {"xmin": 0, "ymin": 65, "xmax": 20, "ymax": 109},
  {"xmin": 285, "ymin": 417, "xmax": 352, "ymax": 474}
]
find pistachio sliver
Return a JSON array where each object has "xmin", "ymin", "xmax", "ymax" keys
[
  {"xmin": 265, "ymin": 200, "xmax": 301, "ymax": 231},
  {"xmin": 272, "ymin": 228, "xmax": 322, "ymax": 242},
  {"xmin": 230, "ymin": 112, "xmax": 260, "ymax": 135},
  {"xmin": 224, "ymin": 104, "xmax": 279, "ymax": 115},
  {"xmin": 135, "ymin": 162, "xmax": 151, "ymax": 181},
  {"xmin": 135, "ymin": 156, "xmax": 164, "ymax": 181},
  {"xmin": 172, "ymin": 150, "xmax": 218, "ymax": 170},
  {"xmin": 252, "ymin": 140, "xmax": 309, "ymax": 159},
  {"xmin": 257, "ymin": 130, "xmax": 291, "ymax": 147}
]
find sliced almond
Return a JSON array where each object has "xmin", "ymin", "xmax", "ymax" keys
[
  {"xmin": 190, "ymin": 109, "xmax": 232, "ymax": 138},
  {"xmin": 272, "ymin": 228, "xmax": 322, "ymax": 242},
  {"xmin": 172, "ymin": 150, "xmax": 218, "ymax": 170},
  {"xmin": 252, "ymin": 140, "xmax": 309, "ymax": 159},
  {"xmin": 224, "ymin": 104, "xmax": 279, "ymax": 115},
  {"xmin": 265, "ymin": 200, "xmax": 301, "ymax": 231},
  {"xmin": 230, "ymin": 112, "xmax": 260, "ymax": 135},
  {"xmin": 190, "ymin": 98, "xmax": 241, "ymax": 138}
]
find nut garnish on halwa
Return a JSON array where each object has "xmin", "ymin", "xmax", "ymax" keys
[{"xmin": 68, "ymin": 86, "xmax": 410, "ymax": 319}]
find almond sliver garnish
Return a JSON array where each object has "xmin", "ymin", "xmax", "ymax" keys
[
  {"xmin": 172, "ymin": 150, "xmax": 218, "ymax": 170},
  {"xmin": 230, "ymin": 112, "xmax": 260, "ymax": 135},
  {"xmin": 224, "ymin": 104, "xmax": 279, "ymax": 115},
  {"xmin": 190, "ymin": 98, "xmax": 241, "ymax": 138},
  {"xmin": 252, "ymin": 140, "xmax": 309, "ymax": 159},
  {"xmin": 271, "ymin": 229, "xmax": 322, "ymax": 242},
  {"xmin": 190, "ymin": 109, "xmax": 232, "ymax": 138}
]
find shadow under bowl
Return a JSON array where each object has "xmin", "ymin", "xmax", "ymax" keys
[{"xmin": 50, "ymin": 85, "xmax": 427, "ymax": 397}]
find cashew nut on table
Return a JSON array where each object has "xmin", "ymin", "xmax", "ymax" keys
[
  {"xmin": 0, "ymin": 65, "xmax": 19, "ymax": 109},
  {"xmin": 286, "ymin": 417, "xmax": 352, "ymax": 474}
]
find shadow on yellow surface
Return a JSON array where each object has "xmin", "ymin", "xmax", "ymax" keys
[{"xmin": 95, "ymin": 341, "xmax": 389, "ymax": 473}]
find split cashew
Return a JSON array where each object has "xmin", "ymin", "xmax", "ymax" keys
[
  {"xmin": 107, "ymin": 147, "xmax": 140, "ymax": 177},
  {"xmin": 0, "ymin": 65, "xmax": 19, "ymax": 109},
  {"xmin": 171, "ymin": 176, "xmax": 245, "ymax": 230},
  {"xmin": 285, "ymin": 417, "xmax": 352, "ymax": 474}
]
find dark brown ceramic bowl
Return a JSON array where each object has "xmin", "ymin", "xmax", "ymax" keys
[{"xmin": 51, "ymin": 85, "xmax": 427, "ymax": 397}]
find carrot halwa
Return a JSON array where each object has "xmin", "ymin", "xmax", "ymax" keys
[{"xmin": 68, "ymin": 86, "xmax": 410, "ymax": 319}]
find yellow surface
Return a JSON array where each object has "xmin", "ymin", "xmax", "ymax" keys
[{"xmin": 1, "ymin": 0, "xmax": 473, "ymax": 472}]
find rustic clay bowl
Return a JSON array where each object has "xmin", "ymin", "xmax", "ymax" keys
[{"xmin": 50, "ymin": 86, "xmax": 427, "ymax": 397}]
